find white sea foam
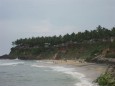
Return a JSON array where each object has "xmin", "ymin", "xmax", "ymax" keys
[
  {"xmin": 14, "ymin": 58, "xmax": 19, "ymax": 60},
  {"xmin": 31, "ymin": 64, "xmax": 97, "ymax": 86},
  {"xmin": 0, "ymin": 62, "xmax": 24, "ymax": 66},
  {"xmin": 31, "ymin": 64, "xmax": 47, "ymax": 68},
  {"xmin": 36, "ymin": 60, "xmax": 43, "ymax": 63},
  {"xmin": 50, "ymin": 66, "xmax": 98, "ymax": 86},
  {"xmin": 36, "ymin": 60, "xmax": 53, "ymax": 64},
  {"xmin": 49, "ymin": 66, "xmax": 83, "ymax": 77}
]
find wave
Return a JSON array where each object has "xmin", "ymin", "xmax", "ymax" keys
[
  {"xmin": 0, "ymin": 62, "xmax": 24, "ymax": 66},
  {"xmin": 31, "ymin": 64, "xmax": 47, "ymax": 68},
  {"xmin": 31, "ymin": 64, "xmax": 98, "ymax": 86},
  {"xmin": 49, "ymin": 66, "xmax": 97, "ymax": 86},
  {"xmin": 36, "ymin": 60, "xmax": 53, "ymax": 64}
]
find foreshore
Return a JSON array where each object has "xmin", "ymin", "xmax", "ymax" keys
[{"xmin": 45, "ymin": 60, "xmax": 108, "ymax": 82}]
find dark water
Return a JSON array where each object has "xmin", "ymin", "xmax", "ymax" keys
[{"xmin": 0, "ymin": 60, "xmax": 96, "ymax": 86}]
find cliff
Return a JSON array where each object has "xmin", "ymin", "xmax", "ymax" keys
[
  {"xmin": 9, "ymin": 26, "xmax": 115, "ymax": 63},
  {"xmin": 10, "ymin": 41, "xmax": 115, "ymax": 64}
]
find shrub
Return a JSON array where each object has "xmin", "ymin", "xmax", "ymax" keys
[{"xmin": 95, "ymin": 73, "xmax": 115, "ymax": 86}]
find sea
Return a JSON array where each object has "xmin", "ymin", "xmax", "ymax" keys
[{"xmin": 0, "ymin": 59, "xmax": 98, "ymax": 86}]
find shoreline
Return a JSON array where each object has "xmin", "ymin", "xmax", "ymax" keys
[
  {"xmin": 0, "ymin": 59, "xmax": 108, "ymax": 86},
  {"xmin": 43, "ymin": 60, "xmax": 108, "ymax": 82}
]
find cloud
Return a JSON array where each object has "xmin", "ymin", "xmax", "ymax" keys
[
  {"xmin": 30, "ymin": 20, "xmax": 52, "ymax": 33},
  {"xmin": 27, "ymin": 19, "xmax": 79, "ymax": 36},
  {"xmin": 0, "ymin": 0, "xmax": 115, "ymax": 55},
  {"xmin": 0, "ymin": 19, "xmax": 78, "ymax": 39}
]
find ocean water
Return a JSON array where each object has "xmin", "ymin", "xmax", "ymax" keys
[{"xmin": 0, "ymin": 60, "xmax": 97, "ymax": 86}]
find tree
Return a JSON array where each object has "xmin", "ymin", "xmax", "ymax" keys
[
  {"xmin": 111, "ymin": 27, "xmax": 115, "ymax": 36},
  {"xmin": 63, "ymin": 33, "xmax": 71, "ymax": 42}
]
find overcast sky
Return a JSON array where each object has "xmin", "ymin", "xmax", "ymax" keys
[{"xmin": 0, "ymin": 0, "xmax": 115, "ymax": 55}]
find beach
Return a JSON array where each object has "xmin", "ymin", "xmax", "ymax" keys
[{"xmin": 46, "ymin": 60, "xmax": 108, "ymax": 81}]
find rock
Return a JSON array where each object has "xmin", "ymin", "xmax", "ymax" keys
[{"xmin": 0, "ymin": 54, "xmax": 12, "ymax": 59}]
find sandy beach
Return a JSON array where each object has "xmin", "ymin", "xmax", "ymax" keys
[
  {"xmin": 48, "ymin": 60, "xmax": 108, "ymax": 81},
  {"xmin": 0, "ymin": 59, "xmax": 108, "ymax": 86}
]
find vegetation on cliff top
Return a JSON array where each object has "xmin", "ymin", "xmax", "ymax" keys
[{"xmin": 12, "ymin": 25, "xmax": 115, "ymax": 47}]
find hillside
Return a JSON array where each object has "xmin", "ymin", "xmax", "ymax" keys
[{"xmin": 8, "ymin": 25, "xmax": 115, "ymax": 63}]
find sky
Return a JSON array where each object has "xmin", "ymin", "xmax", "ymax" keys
[{"xmin": 0, "ymin": 0, "xmax": 115, "ymax": 56}]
